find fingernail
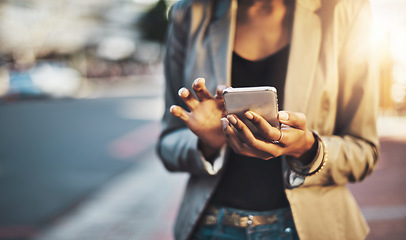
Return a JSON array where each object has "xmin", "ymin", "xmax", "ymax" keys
[
  {"xmin": 170, "ymin": 105, "xmax": 179, "ymax": 116},
  {"xmin": 221, "ymin": 118, "xmax": 228, "ymax": 130},
  {"xmin": 279, "ymin": 112, "xmax": 289, "ymax": 121},
  {"xmin": 227, "ymin": 115, "xmax": 237, "ymax": 125},
  {"xmin": 193, "ymin": 78, "xmax": 203, "ymax": 91},
  {"xmin": 194, "ymin": 78, "xmax": 204, "ymax": 85},
  {"xmin": 178, "ymin": 87, "xmax": 188, "ymax": 97},
  {"xmin": 245, "ymin": 111, "xmax": 253, "ymax": 120}
]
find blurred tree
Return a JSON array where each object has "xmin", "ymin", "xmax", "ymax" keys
[{"xmin": 136, "ymin": 0, "xmax": 169, "ymax": 44}]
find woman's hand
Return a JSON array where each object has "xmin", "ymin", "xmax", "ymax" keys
[
  {"xmin": 170, "ymin": 78, "xmax": 227, "ymax": 157},
  {"xmin": 221, "ymin": 110, "xmax": 317, "ymax": 162}
]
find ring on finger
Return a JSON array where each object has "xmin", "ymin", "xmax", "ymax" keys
[{"xmin": 271, "ymin": 129, "xmax": 283, "ymax": 144}]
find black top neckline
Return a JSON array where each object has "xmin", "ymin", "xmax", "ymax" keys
[{"xmin": 233, "ymin": 44, "xmax": 290, "ymax": 63}]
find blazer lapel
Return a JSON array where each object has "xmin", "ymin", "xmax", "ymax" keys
[
  {"xmin": 208, "ymin": 0, "xmax": 237, "ymax": 87},
  {"xmin": 284, "ymin": 0, "xmax": 322, "ymax": 113}
]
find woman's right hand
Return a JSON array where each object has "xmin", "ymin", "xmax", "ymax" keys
[{"xmin": 170, "ymin": 78, "xmax": 227, "ymax": 157}]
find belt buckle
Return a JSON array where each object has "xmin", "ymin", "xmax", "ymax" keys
[
  {"xmin": 232, "ymin": 215, "xmax": 252, "ymax": 227},
  {"xmin": 247, "ymin": 215, "xmax": 254, "ymax": 227}
]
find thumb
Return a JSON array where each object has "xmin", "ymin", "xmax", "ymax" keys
[{"xmin": 278, "ymin": 111, "xmax": 306, "ymax": 130}]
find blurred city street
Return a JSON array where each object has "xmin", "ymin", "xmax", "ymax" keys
[
  {"xmin": 0, "ymin": 0, "xmax": 405, "ymax": 240},
  {"xmin": 0, "ymin": 72, "xmax": 190, "ymax": 240},
  {"xmin": 0, "ymin": 71, "xmax": 405, "ymax": 239}
]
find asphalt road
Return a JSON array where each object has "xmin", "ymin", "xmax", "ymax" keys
[{"xmin": 0, "ymin": 97, "xmax": 161, "ymax": 240}]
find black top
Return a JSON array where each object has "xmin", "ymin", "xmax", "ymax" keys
[{"xmin": 210, "ymin": 45, "xmax": 290, "ymax": 211}]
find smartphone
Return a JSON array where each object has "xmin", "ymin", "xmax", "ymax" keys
[{"xmin": 223, "ymin": 86, "xmax": 279, "ymax": 139}]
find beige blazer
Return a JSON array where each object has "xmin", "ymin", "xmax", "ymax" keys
[{"xmin": 157, "ymin": 0, "xmax": 379, "ymax": 239}]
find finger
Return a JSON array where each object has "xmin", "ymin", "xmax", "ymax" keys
[
  {"xmin": 275, "ymin": 126, "xmax": 294, "ymax": 144},
  {"xmin": 222, "ymin": 118, "xmax": 245, "ymax": 152},
  {"xmin": 232, "ymin": 113, "xmax": 284, "ymax": 155},
  {"xmin": 192, "ymin": 78, "xmax": 213, "ymax": 101},
  {"xmin": 278, "ymin": 111, "xmax": 306, "ymax": 130},
  {"xmin": 170, "ymin": 105, "xmax": 190, "ymax": 122},
  {"xmin": 245, "ymin": 111, "xmax": 282, "ymax": 142},
  {"xmin": 222, "ymin": 118, "xmax": 277, "ymax": 159},
  {"xmin": 178, "ymin": 87, "xmax": 199, "ymax": 110},
  {"xmin": 215, "ymin": 84, "xmax": 229, "ymax": 99},
  {"xmin": 222, "ymin": 118, "xmax": 249, "ymax": 151},
  {"xmin": 227, "ymin": 114, "xmax": 260, "ymax": 149}
]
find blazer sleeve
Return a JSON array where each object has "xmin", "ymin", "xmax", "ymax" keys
[
  {"xmin": 288, "ymin": 0, "xmax": 380, "ymax": 188},
  {"xmin": 156, "ymin": 2, "xmax": 220, "ymax": 176}
]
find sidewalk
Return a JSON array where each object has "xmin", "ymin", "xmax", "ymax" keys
[
  {"xmin": 349, "ymin": 133, "xmax": 406, "ymax": 240},
  {"xmin": 34, "ymin": 146, "xmax": 188, "ymax": 240}
]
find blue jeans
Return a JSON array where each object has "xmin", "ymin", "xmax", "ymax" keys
[{"xmin": 191, "ymin": 206, "xmax": 300, "ymax": 240}]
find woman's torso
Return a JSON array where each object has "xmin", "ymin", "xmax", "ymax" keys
[{"xmin": 210, "ymin": 45, "xmax": 291, "ymax": 211}]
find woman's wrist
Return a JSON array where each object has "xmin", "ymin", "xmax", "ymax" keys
[
  {"xmin": 297, "ymin": 131, "xmax": 318, "ymax": 165},
  {"xmin": 197, "ymin": 139, "xmax": 222, "ymax": 163},
  {"xmin": 287, "ymin": 131, "xmax": 327, "ymax": 177}
]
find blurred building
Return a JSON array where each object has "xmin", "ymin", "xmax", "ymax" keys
[
  {"xmin": 0, "ymin": 0, "xmax": 175, "ymax": 100},
  {"xmin": 371, "ymin": 0, "xmax": 406, "ymax": 115}
]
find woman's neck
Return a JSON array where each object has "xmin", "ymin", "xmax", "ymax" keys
[
  {"xmin": 234, "ymin": 0, "xmax": 294, "ymax": 60},
  {"xmin": 236, "ymin": 0, "xmax": 293, "ymax": 24},
  {"xmin": 237, "ymin": 0, "xmax": 293, "ymax": 19}
]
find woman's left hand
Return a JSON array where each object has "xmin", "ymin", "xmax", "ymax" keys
[{"xmin": 222, "ymin": 110, "xmax": 316, "ymax": 161}]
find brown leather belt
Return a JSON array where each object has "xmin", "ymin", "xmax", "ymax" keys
[{"xmin": 201, "ymin": 206, "xmax": 287, "ymax": 228}]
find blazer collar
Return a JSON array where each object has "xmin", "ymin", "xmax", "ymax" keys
[
  {"xmin": 209, "ymin": 0, "xmax": 322, "ymax": 113},
  {"xmin": 208, "ymin": 0, "xmax": 237, "ymax": 86}
]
